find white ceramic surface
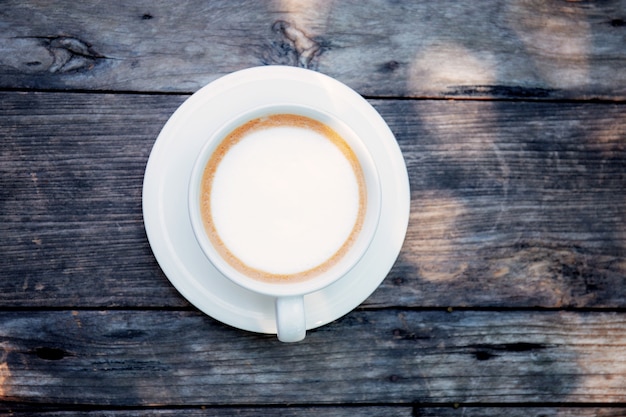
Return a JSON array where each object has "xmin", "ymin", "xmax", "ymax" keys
[{"xmin": 142, "ymin": 66, "xmax": 410, "ymax": 335}]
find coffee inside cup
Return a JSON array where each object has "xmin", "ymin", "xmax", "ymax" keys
[{"xmin": 199, "ymin": 113, "xmax": 367, "ymax": 284}]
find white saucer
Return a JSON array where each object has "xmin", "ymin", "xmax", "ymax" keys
[{"xmin": 142, "ymin": 66, "xmax": 410, "ymax": 335}]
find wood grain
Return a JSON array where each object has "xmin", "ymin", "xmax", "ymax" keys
[
  {"xmin": 0, "ymin": 310, "xmax": 624, "ymax": 406},
  {"xmin": 2, "ymin": 408, "xmax": 626, "ymax": 417},
  {"xmin": 1, "ymin": 92, "xmax": 625, "ymax": 309},
  {"xmin": 2, "ymin": 1, "xmax": 625, "ymax": 414},
  {"xmin": 0, "ymin": 0, "xmax": 625, "ymax": 99},
  {"xmin": 383, "ymin": 99, "xmax": 626, "ymax": 308}
]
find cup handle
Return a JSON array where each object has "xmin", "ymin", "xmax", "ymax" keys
[{"xmin": 275, "ymin": 296, "xmax": 306, "ymax": 342}]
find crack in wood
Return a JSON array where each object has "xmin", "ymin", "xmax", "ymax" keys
[
  {"xmin": 469, "ymin": 342, "xmax": 549, "ymax": 361},
  {"xmin": 447, "ymin": 84, "xmax": 556, "ymax": 99},
  {"xmin": 32, "ymin": 347, "xmax": 69, "ymax": 361}
]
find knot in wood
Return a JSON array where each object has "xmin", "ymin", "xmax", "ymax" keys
[{"xmin": 263, "ymin": 20, "xmax": 325, "ymax": 69}]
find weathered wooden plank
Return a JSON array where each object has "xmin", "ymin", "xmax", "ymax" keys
[
  {"xmin": 385, "ymin": 409, "xmax": 626, "ymax": 417},
  {"xmin": 1, "ymin": 92, "xmax": 625, "ymax": 308},
  {"xmin": 416, "ymin": 409, "xmax": 626, "ymax": 417},
  {"xmin": 0, "ymin": 93, "xmax": 187, "ymax": 307},
  {"xmin": 1, "ymin": 0, "xmax": 625, "ymax": 99},
  {"xmin": 2, "ymin": 407, "xmax": 626, "ymax": 417},
  {"xmin": 0, "ymin": 310, "xmax": 624, "ymax": 405},
  {"xmin": 383, "ymin": 99, "xmax": 626, "ymax": 309},
  {"xmin": 0, "ymin": 407, "xmax": 414, "ymax": 417}
]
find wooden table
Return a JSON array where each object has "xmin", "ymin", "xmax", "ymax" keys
[{"xmin": 1, "ymin": 1, "xmax": 625, "ymax": 415}]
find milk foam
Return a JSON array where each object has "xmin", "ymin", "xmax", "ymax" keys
[{"xmin": 201, "ymin": 114, "xmax": 364, "ymax": 281}]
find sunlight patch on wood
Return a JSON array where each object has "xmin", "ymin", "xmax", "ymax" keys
[
  {"xmin": 507, "ymin": 2, "xmax": 591, "ymax": 89},
  {"xmin": 408, "ymin": 191, "xmax": 469, "ymax": 282},
  {"xmin": 408, "ymin": 43, "xmax": 497, "ymax": 93},
  {"xmin": 0, "ymin": 361, "xmax": 9, "ymax": 398}
]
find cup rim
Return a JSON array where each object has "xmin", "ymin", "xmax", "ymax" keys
[{"xmin": 188, "ymin": 103, "xmax": 382, "ymax": 297}]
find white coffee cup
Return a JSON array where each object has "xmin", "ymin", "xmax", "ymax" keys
[{"xmin": 188, "ymin": 104, "xmax": 381, "ymax": 342}]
